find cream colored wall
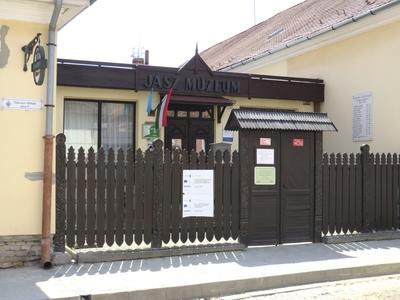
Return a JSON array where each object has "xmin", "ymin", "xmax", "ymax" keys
[
  {"xmin": 0, "ymin": 20, "xmax": 48, "ymax": 235},
  {"xmin": 57, "ymin": 86, "xmax": 313, "ymax": 153},
  {"xmin": 234, "ymin": 60, "xmax": 288, "ymax": 76},
  {"xmin": 286, "ymin": 20, "xmax": 400, "ymax": 153},
  {"xmin": 56, "ymin": 86, "xmax": 157, "ymax": 150},
  {"xmin": 217, "ymin": 97, "xmax": 314, "ymax": 151}
]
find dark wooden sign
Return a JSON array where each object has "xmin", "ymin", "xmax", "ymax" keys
[
  {"xmin": 136, "ymin": 53, "xmax": 243, "ymax": 97},
  {"xmin": 143, "ymin": 74, "xmax": 240, "ymax": 95}
]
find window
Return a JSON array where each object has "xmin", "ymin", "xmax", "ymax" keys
[
  {"xmin": 64, "ymin": 100, "xmax": 135, "ymax": 152},
  {"xmin": 167, "ymin": 105, "xmax": 214, "ymax": 120}
]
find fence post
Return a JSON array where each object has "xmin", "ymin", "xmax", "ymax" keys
[
  {"xmin": 151, "ymin": 139, "xmax": 164, "ymax": 248},
  {"xmin": 314, "ymin": 132, "xmax": 323, "ymax": 242},
  {"xmin": 54, "ymin": 134, "xmax": 66, "ymax": 253},
  {"xmin": 238, "ymin": 134, "xmax": 250, "ymax": 246},
  {"xmin": 361, "ymin": 144, "xmax": 371, "ymax": 232}
]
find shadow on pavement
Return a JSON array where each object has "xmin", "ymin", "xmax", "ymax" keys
[{"xmin": 50, "ymin": 239, "xmax": 400, "ymax": 277}]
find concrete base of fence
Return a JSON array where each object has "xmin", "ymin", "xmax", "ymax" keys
[
  {"xmin": 68, "ymin": 243, "xmax": 246, "ymax": 264},
  {"xmin": 51, "ymin": 252, "xmax": 73, "ymax": 266},
  {"xmin": 323, "ymin": 230, "xmax": 400, "ymax": 244}
]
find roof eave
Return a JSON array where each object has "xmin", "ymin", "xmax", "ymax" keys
[{"xmin": 58, "ymin": 0, "xmax": 96, "ymax": 30}]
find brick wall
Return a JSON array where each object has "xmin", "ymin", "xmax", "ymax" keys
[{"xmin": 0, "ymin": 235, "xmax": 41, "ymax": 268}]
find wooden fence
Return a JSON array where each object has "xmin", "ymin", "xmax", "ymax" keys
[
  {"xmin": 53, "ymin": 134, "xmax": 240, "ymax": 252},
  {"xmin": 321, "ymin": 145, "xmax": 400, "ymax": 236},
  {"xmin": 53, "ymin": 133, "xmax": 400, "ymax": 251}
]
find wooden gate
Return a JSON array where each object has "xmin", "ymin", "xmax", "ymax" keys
[
  {"xmin": 239, "ymin": 131, "xmax": 317, "ymax": 246},
  {"xmin": 53, "ymin": 134, "xmax": 240, "ymax": 252}
]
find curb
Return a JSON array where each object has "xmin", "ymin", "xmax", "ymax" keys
[{"xmin": 57, "ymin": 262, "xmax": 400, "ymax": 300}]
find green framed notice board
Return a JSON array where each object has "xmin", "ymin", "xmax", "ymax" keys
[{"xmin": 254, "ymin": 166, "xmax": 276, "ymax": 185}]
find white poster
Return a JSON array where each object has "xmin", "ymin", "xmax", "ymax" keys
[
  {"xmin": 182, "ymin": 170, "xmax": 214, "ymax": 218},
  {"xmin": 256, "ymin": 148, "xmax": 274, "ymax": 165},
  {"xmin": 352, "ymin": 92, "xmax": 373, "ymax": 141}
]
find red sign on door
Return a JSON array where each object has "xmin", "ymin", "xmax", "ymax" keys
[
  {"xmin": 293, "ymin": 138, "xmax": 304, "ymax": 147},
  {"xmin": 260, "ymin": 138, "xmax": 271, "ymax": 146}
]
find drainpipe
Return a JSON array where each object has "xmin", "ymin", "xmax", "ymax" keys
[{"xmin": 41, "ymin": 0, "xmax": 63, "ymax": 269}]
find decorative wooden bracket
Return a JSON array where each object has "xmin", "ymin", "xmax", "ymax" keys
[
  {"xmin": 21, "ymin": 33, "xmax": 41, "ymax": 72},
  {"xmin": 217, "ymin": 105, "xmax": 227, "ymax": 124}
]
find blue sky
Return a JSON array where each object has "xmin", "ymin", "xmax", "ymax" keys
[{"xmin": 58, "ymin": 0, "xmax": 303, "ymax": 67}]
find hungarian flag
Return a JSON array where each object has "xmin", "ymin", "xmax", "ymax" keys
[{"xmin": 155, "ymin": 88, "xmax": 173, "ymax": 129}]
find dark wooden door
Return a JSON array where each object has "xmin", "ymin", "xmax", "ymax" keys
[
  {"xmin": 247, "ymin": 131, "xmax": 281, "ymax": 245},
  {"xmin": 164, "ymin": 119, "xmax": 188, "ymax": 151},
  {"xmin": 165, "ymin": 118, "xmax": 214, "ymax": 152},
  {"xmin": 189, "ymin": 119, "xmax": 214, "ymax": 153},
  {"xmin": 280, "ymin": 132, "xmax": 314, "ymax": 243},
  {"xmin": 246, "ymin": 131, "xmax": 315, "ymax": 245}
]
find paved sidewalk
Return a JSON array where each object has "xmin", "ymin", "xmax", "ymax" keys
[{"xmin": 1, "ymin": 239, "xmax": 400, "ymax": 300}]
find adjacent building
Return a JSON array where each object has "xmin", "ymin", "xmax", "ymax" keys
[
  {"xmin": 202, "ymin": 0, "xmax": 400, "ymax": 153},
  {"xmin": 0, "ymin": 0, "xmax": 95, "ymax": 268}
]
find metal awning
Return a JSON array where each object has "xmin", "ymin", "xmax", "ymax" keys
[
  {"xmin": 169, "ymin": 95, "xmax": 233, "ymax": 106},
  {"xmin": 225, "ymin": 109, "xmax": 337, "ymax": 131}
]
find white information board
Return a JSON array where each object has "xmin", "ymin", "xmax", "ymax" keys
[
  {"xmin": 352, "ymin": 92, "xmax": 373, "ymax": 141},
  {"xmin": 1, "ymin": 98, "xmax": 42, "ymax": 110},
  {"xmin": 256, "ymin": 148, "xmax": 274, "ymax": 165},
  {"xmin": 182, "ymin": 170, "xmax": 214, "ymax": 218}
]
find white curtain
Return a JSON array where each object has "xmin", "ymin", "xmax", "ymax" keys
[
  {"xmin": 101, "ymin": 103, "xmax": 134, "ymax": 152},
  {"xmin": 64, "ymin": 101, "xmax": 98, "ymax": 152}
]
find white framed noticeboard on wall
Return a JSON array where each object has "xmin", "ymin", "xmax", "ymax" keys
[
  {"xmin": 182, "ymin": 170, "xmax": 214, "ymax": 218},
  {"xmin": 352, "ymin": 92, "xmax": 373, "ymax": 141}
]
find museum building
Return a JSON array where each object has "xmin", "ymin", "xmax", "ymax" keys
[{"xmin": 57, "ymin": 51, "xmax": 325, "ymax": 153}]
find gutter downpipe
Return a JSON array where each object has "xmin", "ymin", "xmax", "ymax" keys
[
  {"xmin": 41, "ymin": 0, "xmax": 63, "ymax": 269},
  {"xmin": 221, "ymin": 0, "xmax": 400, "ymax": 71}
]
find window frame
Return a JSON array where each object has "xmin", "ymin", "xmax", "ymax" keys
[{"xmin": 63, "ymin": 98, "xmax": 136, "ymax": 151}]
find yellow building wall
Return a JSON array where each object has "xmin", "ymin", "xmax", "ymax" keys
[
  {"xmin": 286, "ymin": 20, "xmax": 400, "ymax": 153},
  {"xmin": 0, "ymin": 20, "xmax": 49, "ymax": 235},
  {"xmin": 57, "ymin": 87, "xmax": 313, "ymax": 153},
  {"xmin": 235, "ymin": 60, "xmax": 288, "ymax": 77}
]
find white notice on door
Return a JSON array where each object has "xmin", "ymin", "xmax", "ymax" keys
[
  {"xmin": 256, "ymin": 148, "xmax": 274, "ymax": 165},
  {"xmin": 182, "ymin": 170, "xmax": 214, "ymax": 217}
]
